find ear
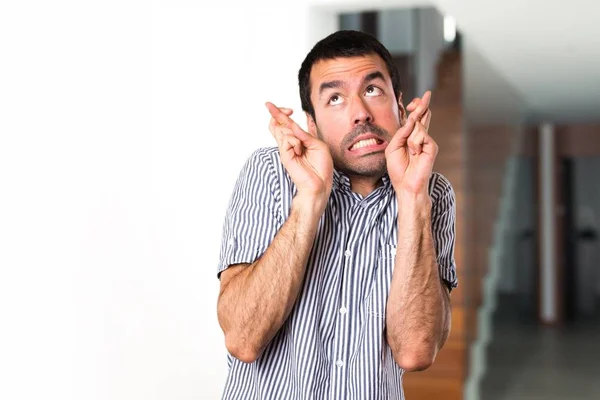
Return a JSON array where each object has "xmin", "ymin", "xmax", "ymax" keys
[
  {"xmin": 397, "ymin": 93, "xmax": 407, "ymax": 126},
  {"xmin": 306, "ymin": 112, "xmax": 317, "ymax": 137}
]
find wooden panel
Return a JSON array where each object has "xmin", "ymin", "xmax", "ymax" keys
[
  {"xmin": 404, "ymin": 341, "xmax": 466, "ymax": 398},
  {"xmin": 557, "ymin": 125, "xmax": 600, "ymax": 157},
  {"xmin": 403, "ymin": 338, "xmax": 466, "ymax": 383},
  {"xmin": 403, "ymin": 48, "xmax": 470, "ymax": 400},
  {"xmin": 450, "ymin": 306, "xmax": 466, "ymax": 338},
  {"xmin": 403, "ymin": 376, "xmax": 463, "ymax": 400}
]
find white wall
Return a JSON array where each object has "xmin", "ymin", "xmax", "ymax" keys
[
  {"xmin": 1, "ymin": 1, "xmax": 432, "ymax": 399},
  {"xmin": 463, "ymin": 37, "xmax": 528, "ymax": 126}
]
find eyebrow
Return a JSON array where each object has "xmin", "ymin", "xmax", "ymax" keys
[
  {"xmin": 318, "ymin": 80, "xmax": 345, "ymax": 96},
  {"xmin": 363, "ymin": 71, "xmax": 386, "ymax": 85},
  {"xmin": 318, "ymin": 71, "xmax": 387, "ymax": 97}
]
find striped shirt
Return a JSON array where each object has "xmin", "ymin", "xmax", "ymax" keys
[{"xmin": 218, "ymin": 147, "xmax": 458, "ymax": 400}]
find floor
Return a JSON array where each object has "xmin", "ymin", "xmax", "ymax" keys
[{"xmin": 480, "ymin": 295, "xmax": 600, "ymax": 400}]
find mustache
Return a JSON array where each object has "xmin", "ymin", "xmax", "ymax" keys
[{"xmin": 342, "ymin": 122, "xmax": 390, "ymax": 149}]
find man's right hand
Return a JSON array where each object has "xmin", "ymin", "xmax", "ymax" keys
[{"xmin": 266, "ymin": 103, "xmax": 333, "ymax": 214}]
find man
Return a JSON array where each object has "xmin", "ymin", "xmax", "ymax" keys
[{"xmin": 216, "ymin": 30, "xmax": 457, "ymax": 399}]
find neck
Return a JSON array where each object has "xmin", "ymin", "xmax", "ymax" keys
[{"xmin": 349, "ymin": 175, "xmax": 383, "ymax": 197}]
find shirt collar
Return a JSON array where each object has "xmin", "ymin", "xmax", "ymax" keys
[
  {"xmin": 332, "ymin": 169, "xmax": 392, "ymax": 194},
  {"xmin": 332, "ymin": 169, "xmax": 352, "ymax": 191}
]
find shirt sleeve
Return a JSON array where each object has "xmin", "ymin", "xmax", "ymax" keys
[
  {"xmin": 429, "ymin": 173, "xmax": 459, "ymax": 290},
  {"xmin": 217, "ymin": 148, "xmax": 283, "ymax": 278}
]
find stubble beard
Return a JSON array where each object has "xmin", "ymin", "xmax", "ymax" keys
[{"xmin": 317, "ymin": 122, "xmax": 390, "ymax": 178}]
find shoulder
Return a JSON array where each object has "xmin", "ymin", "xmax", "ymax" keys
[
  {"xmin": 240, "ymin": 147, "xmax": 293, "ymax": 194},
  {"xmin": 240, "ymin": 147, "xmax": 283, "ymax": 178},
  {"xmin": 246, "ymin": 146, "xmax": 281, "ymax": 167},
  {"xmin": 428, "ymin": 172, "xmax": 455, "ymax": 203}
]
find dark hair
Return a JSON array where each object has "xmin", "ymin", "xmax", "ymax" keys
[{"xmin": 298, "ymin": 30, "xmax": 402, "ymax": 121}]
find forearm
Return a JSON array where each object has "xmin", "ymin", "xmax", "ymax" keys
[
  {"xmin": 386, "ymin": 192, "xmax": 451, "ymax": 371},
  {"xmin": 217, "ymin": 196, "xmax": 322, "ymax": 362}
]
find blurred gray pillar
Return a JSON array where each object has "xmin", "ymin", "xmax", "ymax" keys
[
  {"xmin": 578, "ymin": 240, "xmax": 598, "ymax": 315},
  {"xmin": 339, "ymin": 11, "xmax": 377, "ymax": 36},
  {"xmin": 339, "ymin": 13, "xmax": 361, "ymax": 31},
  {"xmin": 414, "ymin": 7, "xmax": 444, "ymax": 96},
  {"xmin": 539, "ymin": 122, "xmax": 558, "ymax": 324},
  {"xmin": 377, "ymin": 9, "xmax": 415, "ymax": 54}
]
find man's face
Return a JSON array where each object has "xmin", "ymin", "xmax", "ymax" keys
[{"xmin": 307, "ymin": 54, "xmax": 406, "ymax": 179}]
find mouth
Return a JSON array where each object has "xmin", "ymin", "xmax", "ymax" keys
[{"xmin": 349, "ymin": 137, "xmax": 385, "ymax": 152}]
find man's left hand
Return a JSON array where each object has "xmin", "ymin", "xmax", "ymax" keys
[{"xmin": 385, "ymin": 91, "xmax": 438, "ymax": 195}]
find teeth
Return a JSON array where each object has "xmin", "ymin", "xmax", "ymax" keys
[{"xmin": 351, "ymin": 138, "xmax": 378, "ymax": 150}]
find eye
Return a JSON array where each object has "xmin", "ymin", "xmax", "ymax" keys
[
  {"xmin": 365, "ymin": 85, "xmax": 383, "ymax": 97},
  {"xmin": 328, "ymin": 94, "xmax": 344, "ymax": 106}
]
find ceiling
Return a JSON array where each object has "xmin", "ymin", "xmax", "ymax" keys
[
  {"xmin": 434, "ymin": 0, "xmax": 600, "ymax": 123},
  {"xmin": 314, "ymin": 0, "xmax": 600, "ymax": 123}
]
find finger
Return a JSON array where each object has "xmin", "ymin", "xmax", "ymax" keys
[
  {"xmin": 409, "ymin": 122, "xmax": 438, "ymax": 156},
  {"xmin": 283, "ymin": 132, "xmax": 303, "ymax": 156},
  {"xmin": 406, "ymin": 97, "xmax": 422, "ymax": 112},
  {"xmin": 267, "ymin": 108, "xmax": 316, "ymax": 153},
  {"xmin": 408, "ymin": 123, "xmax": 426, "ymax": 156},
  {"xmin": 387, "ymin": 116, "xmax": 417, "ymax": 151},
  {"xmin": 408, "ymin": 91, "xmax": 432, "ymax": 122},
  {"xmin": 268, "ymin": 112, "xmax": 312, "ymax": 147},
  {"xmin": 410, "ymin": 91, "xmax": 430, "ymax": 120},
  {"xmin": 268, "ymin": 117, "xmax": 282, "ymax": 143},
  {"xmin": 280, "ymin": 107, "xmax": 294, "ymax": 116},
  {"xmin": 266, "ymin": 102, "xmax": 310, "ymax": 139},
  {"xmin": 289, "ymin": 124, "xmax": 311, "ymax": 141},
  {"xmin": 266, "ymin": 102, "xmax": 295, "ymax": 127},
  {"xmin": 421, "ymin": 129, "xmax": 439, "ymax": 157},
  {"xmin": 421, "ymin": 109, "xmax": 432, "ymax": 131},
  {"xmin": 269, "ymin": 117, "xmax": 294, "ymax": 148}
]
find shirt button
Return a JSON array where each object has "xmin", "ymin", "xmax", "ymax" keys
[
  {"xmin": 336, "ymin": 360, "xmax": 344, "ymax": 368},
  {"xmin": 340, "ymin": 307, "xmax": 347, "ymax": 314},
  {"xmin": 391, "ymin": 248, "xmax": 397, "ymax": 256},
  {"xmin": 344, "ymin": 249, "xmax": 351, "ymax": 257}
]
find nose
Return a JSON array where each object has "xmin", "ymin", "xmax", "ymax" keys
[{"xmin": 352, "ymin": 96, "xmax": 373, "ymax": 126}]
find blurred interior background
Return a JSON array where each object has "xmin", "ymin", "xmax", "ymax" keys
[
  {"xmin": 336, "ymin": 3, "xmax": 600, "ymax": 400},
  {"xmin": 2, "ymin": 1, "xmax": 599, "ymax": 400}
]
